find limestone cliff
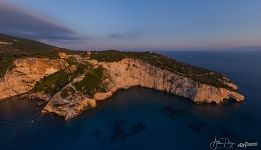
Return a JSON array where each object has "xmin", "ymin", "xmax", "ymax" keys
[
  {"xmin": 0, "ymin": 58, "xmax": 67, "ymax": 100},
  {"xmin": 0, "ymin": 52, "xmax": 244, "ymax": 120},
  {"xmin": 94, "ymin": 58, "xmax": 244, "ymax": 104}
]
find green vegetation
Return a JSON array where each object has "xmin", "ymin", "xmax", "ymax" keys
[
  {"xmin": 90, "ymin": 50, "xmax": 233, "ymax": 90},
  {"xmin": 0, "ymin": 33, "xmax": 87, "ymax": 78},
  {"xmin": 0, "ymin": 33, "xmax": 234, "ymax": 92},
  {"xmin": 61, "ymin": 86, "xmax": 75, "ymax": 99},
  {"xmin": 73, "ymin": 66, "xmax": 108, "ymax": 97},
  {"xmin": 0, "ymin": 54, "xmax": 15, "ymax": 77},
  {"xmin": 31, "ymin": 62, "xmax": 108, "ymax": 98},
  {"xmin": 70, "ymin": 62, "xmax": 93, "ymax": 79},
  {"xmin": 90, "ymin": 50, "xmax": 126, "ymax": 62},
  {"xmin": 66, "ymin": 57, "xmax": 78, "ymax": 66},
  {"xmin": 0, "ymin": 51, "xmax": 61, "ymax": 78},
  {"xmin": 0, "ymin": 33, "xmax": 56, "ymax": 53},
  {"xmin": 0, "ymin": 34, "xmax": 62, "ymax": 78},
  {"xmin": 32, "ymin": 71, "xmax": 70, "ymax": 96}
]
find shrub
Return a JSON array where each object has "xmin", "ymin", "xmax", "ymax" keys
[
  {"xmin": 73, "ymin": 66, "xmax": 108, "ymax": 97},
  {"xmin": 32, "ymin": 71, "xmax": 70, "ymax": 96},
  {"xmin": 70, "ymin": 62, "xmax": 93, "ymax": 80},
  {"xmin": 60, "ymin": 86, "xmax": 76, "ymax": 99}
]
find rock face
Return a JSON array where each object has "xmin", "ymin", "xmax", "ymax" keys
[
  {"xmin": 94, "ymin": 58, "xmax": 244, "ymax": 104},
  {"xmin": 0, "ymin": 58, "xmax": 67, "ymax": 100},
  {"xmin": 0, "ymin": 55, "xmax": 244, "ymax": 120}
]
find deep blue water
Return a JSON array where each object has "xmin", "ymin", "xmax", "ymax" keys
[{"xmin": 0, "ymin": 51, "xmax": 260, "ymax": 150}]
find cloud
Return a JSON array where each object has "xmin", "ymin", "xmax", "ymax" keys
[
  {"xmin": 0, "ymin": 2, "xmax": 81, "ymax": 41},
  {"xmin": 109, "ymin": 31, "xmax": 142, "ymax": 40}
]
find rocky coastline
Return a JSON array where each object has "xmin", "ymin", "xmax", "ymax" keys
[{"xmin": 0, "ymin": 52, "xmax": 244, "ymax": 120}]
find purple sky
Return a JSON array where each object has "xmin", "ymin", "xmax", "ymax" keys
[{"xmin": 1, "ymin": 0, "xmax": 261, "ymax": 50}]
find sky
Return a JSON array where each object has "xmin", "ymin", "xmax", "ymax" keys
[{"xmin": 1, "ymin": 0, "xmax": 261, "ymax": 50}]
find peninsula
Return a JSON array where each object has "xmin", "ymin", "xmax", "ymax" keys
[{"xmin": 0, "ymin": 34, "xmax": 244, "ymax": 120}]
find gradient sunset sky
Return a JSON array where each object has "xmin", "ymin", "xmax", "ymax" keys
[{"xmin": 1, "ymin": 0, "xmax": 261, "ymax": 50}]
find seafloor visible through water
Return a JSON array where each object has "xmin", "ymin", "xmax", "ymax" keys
[{"xmin": 0, "ymin": 51, "xmax": 260, "ymax": 150}]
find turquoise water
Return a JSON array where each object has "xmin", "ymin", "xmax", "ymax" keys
[{"xmin": 0, "ymin": 51, "xmax": 260, "ymax": 150}]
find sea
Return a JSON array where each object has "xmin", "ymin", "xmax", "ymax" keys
[{"xmin": 0, "ymin": 51, "xmax": 260, "ymax": 150}]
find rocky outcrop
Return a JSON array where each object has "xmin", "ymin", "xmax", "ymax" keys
[
  {"xmin": 0, "ymin": 58, "xmax": 68, "ymax": 100},
  {"xmin": 0, "ymin": 55, "xmax": 244, "ymax": 120},
  {"xmin": 42, "ymin": 97, "xmax": 96, "ymax": 120},
  {"xmin": 41, "ymin": 84, "xmax": 99, "ymax": 120}
]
